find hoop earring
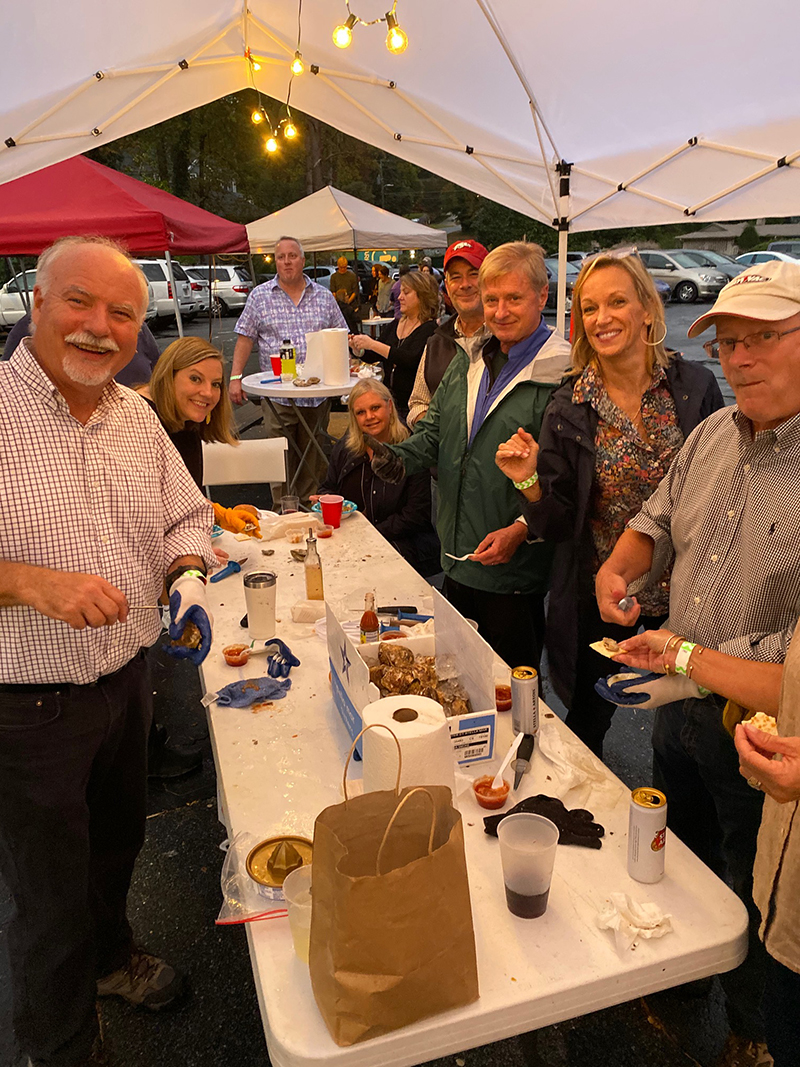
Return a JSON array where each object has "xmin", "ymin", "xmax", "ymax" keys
[{"xmin": 642, "ymin": 321, "xmax": 667, "ymax": 347}]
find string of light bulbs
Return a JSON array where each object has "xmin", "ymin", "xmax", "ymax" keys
[
  {"xmin": 333, "ymin": 1, "xmax": 409, "ymax": 54},
  {"xmin": 247, "ymin": 0, "xmax": 303, "ymax": 154}
]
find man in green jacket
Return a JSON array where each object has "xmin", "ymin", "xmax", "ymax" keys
[{"xmin": 369, "ymin": 241, "xmax": 571, "ymax": 669}]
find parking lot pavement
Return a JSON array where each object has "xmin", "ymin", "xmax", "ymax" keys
[{"xmin": 0, "ymin": 297, "xmax": 737, "ymax": 1067}]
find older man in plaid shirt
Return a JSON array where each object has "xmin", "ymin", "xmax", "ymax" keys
[
  {"xmin": 0, "ymin": 236, "xmax": 216, "ymax": 1066},
  {"xmin": 229, "ymin": 235, "xmax": 347, "ymax": 503}
]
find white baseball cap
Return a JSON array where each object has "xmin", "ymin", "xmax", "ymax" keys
[{"xmin": 688, "ymin": 259, "xmax": 800, "ymax": 338}]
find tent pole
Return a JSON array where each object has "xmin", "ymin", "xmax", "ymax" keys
[
  {"xmin": 248, "ymin": 254, "xmax": 257, "ymax": 286},
  {"xmin": 164, "ymin": 250, "xmax": 184, "ymax": 338},
  {"xmin": 555, "ymin": 161, "xmax": 572, "ymax": 339},
  {"xmin": 207, "ymin": 253, "xmax": 213, "ymax": 342}
]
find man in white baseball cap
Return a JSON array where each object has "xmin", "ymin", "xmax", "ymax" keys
[{"xmin": 596, "ymin": 256, "xmax": 800, "ymax": 1065}]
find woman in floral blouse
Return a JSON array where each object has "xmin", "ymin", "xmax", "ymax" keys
[{"xmin": 495, "ymin": 252, "xmax": 724, "ymax": 756}]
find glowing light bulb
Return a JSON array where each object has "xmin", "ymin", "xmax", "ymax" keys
[
  {"xmin": 251, "ymin": 109, "xmax": 264, "ymax": 125},
  {"xmin": 291, "ymin": 51, "xmax": 304, "ymax": 76},
  {"xmin": 333, "ymin": 13, "xmax": 357, "ymax": 48},
  {"xmin": 251, "ymin": 58, "xmax": 261, "ymax": 71},
  {"xmin": 385, "ymin": 12, "xmax": 408, "ymax": 54},
  {"xmin": 265, "ymin": 135, "xmax": 278, "ymax": 153},
  {"xmin": 284, "ymin": 122, "xmax": 298, "ymax": 140}
]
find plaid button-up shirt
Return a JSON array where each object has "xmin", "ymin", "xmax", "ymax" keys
[
  {"xmin": 235, "ymin": 277, "xmax": 347, "ymax": 407},
  {"xmin": 629, "ymin": 405, "xmax": 800, "ymax": 661},
  {"xmin": 0, "ymin": 341, "xmax": 215, "ymax": 685}
]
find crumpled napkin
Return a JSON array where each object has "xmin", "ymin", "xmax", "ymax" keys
[
  {"xmin": 537, "ymin": 720, "xmax": 625, "ymax": 807},
  {"xmin": 596, "ymin": 892, "xmax": 673, "ymax": 952}
]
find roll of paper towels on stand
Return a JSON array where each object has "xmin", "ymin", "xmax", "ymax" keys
[
  {"xmin": 321, "ymin": 328, "xmax": 350, "ymax": 386},
  {"xmin": 362, "ymin": 695, "xmax": 456, "ymax": 797}
]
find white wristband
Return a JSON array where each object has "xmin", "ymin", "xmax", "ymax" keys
[{"xmin": 674, "ymin": 641, "xmax": 696, "ymax": 676}]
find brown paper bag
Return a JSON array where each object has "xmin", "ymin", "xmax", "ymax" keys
[{"xmin": 309, "ymin": 726, "xmax": 479, "ymax": 1046}]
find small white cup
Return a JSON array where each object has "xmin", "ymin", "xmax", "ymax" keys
[{"xmin": 282, "ymin": 864, "xmax": 312, "ymax": 963}]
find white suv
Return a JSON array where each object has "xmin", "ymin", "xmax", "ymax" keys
[
  {"xmin": 0, "ymin": 269, "xmax": 157, "ymax": 328},
  {"xmin": 184, "ymin": 265, "xmax": 253, "ymax": 314},
  {"xmin": 135, "ymin": 259, "xmax": 196, "ymax": 322}
]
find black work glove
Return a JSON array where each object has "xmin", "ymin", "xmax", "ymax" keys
[
  {"xmin": 365, "ymin": 434, "xmax": 406, "ymax": 485},
  {"xmin": 483, "ymin": 793, "xmax": 605, "ymax": 849}
]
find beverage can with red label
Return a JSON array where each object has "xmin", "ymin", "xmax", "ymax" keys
[{"xmin": 628, "ymin": 787, "xmax": 667, "ymax": 883}]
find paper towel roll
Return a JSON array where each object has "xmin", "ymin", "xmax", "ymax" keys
[
  {"xmin": 362, "ymin": 695, "xmax": 456, "ymax": 797},
  {"xmin": 303, "ymin": 331, "xmax": 325, "ymax": 379},
  {"xmin": 321, "ymin": 328, "xmax": 351, "ymax": 386}
]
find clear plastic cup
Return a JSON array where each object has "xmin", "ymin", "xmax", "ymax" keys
[
  {"xmin": 497, "ymin": 813, "xmax": 559, "ymax": 919},
  {"xmin": 282, "ymin": 864, "xmax": 312, "ymax": 963},
  {"xmin": 280, "ymin": 495, "xmax": 300, "ymax": 514},
  {"xmin": 319, "ymin": 494, "xmax": 344, "ymax": 528}
]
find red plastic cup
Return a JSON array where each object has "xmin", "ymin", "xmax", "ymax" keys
[
  {"xmin": 270, "ymin": 354, "xmax": 282, "ymax": 377},
  {"xmin": 319, "ymin": 494, "xmax": 344, "ymax": 529}
]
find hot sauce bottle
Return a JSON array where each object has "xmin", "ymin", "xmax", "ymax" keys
[
  {"xmin": 304, "ymin": 528, "xmax": 324, "ymax": 601},
  {"xmin": 360, "ymin": 592, "xmax": 380, "ymax": 643}
]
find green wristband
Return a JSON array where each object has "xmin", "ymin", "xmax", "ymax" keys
[
  {"xmin": 513, "ymin": 471, "xmax": 539, "ymax": 491},
  {"xmin": 230, "ymin": 374, "xmax": 243, "ymax": 381}
]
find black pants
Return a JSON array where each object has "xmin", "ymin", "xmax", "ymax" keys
[
  {"xmin": 0, "ymin": 652, "xmax": 152, "ymax": 1067},
  {"xmin": 763, "ymin": 954, "xmax": 800, "ymax": 1066},
  {"xmin": 443, "ymin": 576, "xmax": 545, "ymax": 671},
  {"xmin": 564, "ymin": 599, "xmax": 666, "ymax": 758}
]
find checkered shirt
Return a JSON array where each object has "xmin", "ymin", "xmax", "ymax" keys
[
  {"xmin": 235, "ymin": 277, "xmax": 347, "ymax": 407},
  {"xmin": 0, "ymin": 341, "xmax": 216, "ymax": 685},
  {"xmin": 629, "ymin": 405, "xmax": 800, "ymax": 661}
]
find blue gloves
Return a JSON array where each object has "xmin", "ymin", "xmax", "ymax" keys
[
  {"xmin": 258, "ymin": 638, "xmax": 301, "ymax": 678},
  {"xmin": 167, "ymin": 573, "xmax": 213, "ymax": 666},
  {"xmin": 594, "ymin": 671, "xmax": 707, "ymax": 710},
  {"xmin": 216, "ymin": 676, "xmax": 292, "ymax": 707}
]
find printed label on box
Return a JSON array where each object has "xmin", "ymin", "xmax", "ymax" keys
[{"xmin": 448, "ymin": 714, "xmax": 496, "ymax": 764}]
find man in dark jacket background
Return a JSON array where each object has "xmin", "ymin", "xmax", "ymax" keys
[{"xmin": 407, "ymin": 239, "xmax": 491, "ymax": 428}]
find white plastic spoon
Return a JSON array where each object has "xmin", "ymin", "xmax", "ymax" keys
[
  {"xmin": 445, "ymin": 551, "xmax": 478, "ymax": 561},
  {"xmin": 492, "ymin": 731, "xmax": 525, "ymax": 790}
]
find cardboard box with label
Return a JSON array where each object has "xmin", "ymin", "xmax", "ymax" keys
[{"xmin": 327, "ymin": 588, "xmax": 497, "ymax": 764}]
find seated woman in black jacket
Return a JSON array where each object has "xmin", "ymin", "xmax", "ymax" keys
[
  {"xmin": 348, "ymin": 270, "xmax": 439, "ymax": 421},
  {"xmin": 495, "ymin": 251, "xmax": 724, "ymax": 757},
  {"xmin": 312, "ymin": 379, "xmax": 440, "ymax": 577}
]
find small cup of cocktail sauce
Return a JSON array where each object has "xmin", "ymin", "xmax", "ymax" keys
[{"xmin": 473, "ymin": 775, "xmax": 510, "ymax": 810}]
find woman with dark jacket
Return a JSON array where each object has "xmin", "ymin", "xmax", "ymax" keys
[
  {"xmin": 312, "ymin": 379, "xmax": 440, "ymax": 577},
  {"xmin": 348, "ymin": 270, "xmax": 439, "ymax": 420},
  {"xmin": 496, "ymin": 251, "xmax": 724, "ymax": 756}
]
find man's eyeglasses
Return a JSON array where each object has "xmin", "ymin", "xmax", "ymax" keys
[{"xmin": 703, "ymin": 325, "xmax": 800, "ymax": 360}]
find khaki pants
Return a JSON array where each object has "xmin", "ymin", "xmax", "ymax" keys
[{"xmin": 261, "ymin": 398, "xmax": 332, "ymax": 505}]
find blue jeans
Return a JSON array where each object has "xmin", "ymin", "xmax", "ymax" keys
[
  {"xmin": 652, "ymin": 695, "xmax": 767, "ymax": 1040},
  {"xmin": 0, "ymin": 651, "xmax": 152, "ymax": 1067},
  {"xmin": 763, "ymin": 955, "xmax": 800, "ymax": 1066}
]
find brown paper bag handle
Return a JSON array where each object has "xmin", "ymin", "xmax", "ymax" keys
[
  {"xmin": 376, "ymin": 787, "xmax": 436, "ymax": 876},
  {"xmin": 343, "ymin": 723, "xmax": 402, "ymax": 800}
]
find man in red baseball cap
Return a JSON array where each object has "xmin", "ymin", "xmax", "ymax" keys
[{"xmin": 407, "ymin": 239, "xmax": 490, "ymax": 426}]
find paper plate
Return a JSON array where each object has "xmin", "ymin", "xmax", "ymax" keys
[{"xmin": 310, "ymin": 500, "xmax": 358, "ymax": 520}]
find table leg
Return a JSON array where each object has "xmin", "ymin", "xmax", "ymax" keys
[
  {"xmin": 260, "ymin": 397, "xmax": 307, "ymax": 495},
  {"xmin": 290, "ymin": 401, "xmax": 333, "ymax": 496}
]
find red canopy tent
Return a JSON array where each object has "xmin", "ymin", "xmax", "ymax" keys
[{"xmin": 0, "ymin": 155, "xmax": 248, "ymax": 255}]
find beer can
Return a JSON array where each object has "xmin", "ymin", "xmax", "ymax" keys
[
  {"xmin": 510, "ymin": 666, "xmax": 539, "ymax": 737},
  {"xmin": 628, "ymin": 787, "xmax": 667, "ymax": 883}
]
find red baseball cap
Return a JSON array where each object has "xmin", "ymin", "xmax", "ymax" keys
[{"xmin": 443, "ymin": 239, "xmax": 488, "ymax": 271}]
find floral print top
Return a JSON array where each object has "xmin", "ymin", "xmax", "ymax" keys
[{"xmin": 573, "ymin": 361, "xmax": 684, "ymax": 616}]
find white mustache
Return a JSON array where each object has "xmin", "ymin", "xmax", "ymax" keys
[{"xmin": 64, "ymin": 331, "xmax": 120, "ymax": 354}]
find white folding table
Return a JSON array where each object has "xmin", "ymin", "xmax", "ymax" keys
[{"xmin": 200, "ymin": 512, "xmax": 747, "ymax": 1067}]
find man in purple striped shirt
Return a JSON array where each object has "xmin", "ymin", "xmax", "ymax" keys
[{"xmin": 229, "ymin": 236, "xmax": 347, "ymax": 503}]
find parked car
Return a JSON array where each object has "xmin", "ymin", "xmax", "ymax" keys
[
  {"xmin": 0, "ymin": 269, "xmax": 157, "ymax": 328},
  {"xmin": 185, "ymin": 264, "xmax": 253, "ymax": 314},
  {"xmin": 303, "ymin": 266, "xmax": 335, "ymax": 290},
  {"xmin": 673, "ymin": 249, "xmax": 744, "ymax": 281},
  {"xmin": 766, "ymin": 241, "xmax": 800, "ymax": 257},
  {"xmin": 735, "ymin": 250, "xmax": 800, "ymax": 266},
  {"xmin": 565, "ymin": 250, "xmax": 590, "ymax": 265},
  {"xmin": 638, "ymin": 250, "xmax": 727, "ymax": 304},
  {"xmin": 543, "ymin": 257, "xmax": 578, "ymax": 312},
  {"xmin": 135, "ymin": 258, "xmax": 196, "ymax": 322}
]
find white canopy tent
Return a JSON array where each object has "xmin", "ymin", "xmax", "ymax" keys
[
  {"xmin": 246, "ymin": 185, "xmax": 446, "ymax": 254},
  {"xmin": 2, "ymin": 1, "xmax": 800, "ymax": 326}
]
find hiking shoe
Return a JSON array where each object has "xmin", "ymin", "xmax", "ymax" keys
[
  {"xmin": 716, "ymin": 1034, "xmax": 773, "ymax": 1067},
  {"xmin": 96, "ymin": 948, "xmax": 184, "ymax": 1011}
]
